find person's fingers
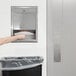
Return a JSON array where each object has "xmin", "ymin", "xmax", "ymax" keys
[{"xmin": 16, "ymin": 34, "xmax": 25, "ymax": 40}]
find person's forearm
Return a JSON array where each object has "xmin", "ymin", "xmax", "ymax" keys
[
  {"xmin": 0, "ymin": 35, "xmax": 25, "ymax": 45},
  {"xmin": 0, "ymin": 36, "xmax": 18, "ymax": 45}
]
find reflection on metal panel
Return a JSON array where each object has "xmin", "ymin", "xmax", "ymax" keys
[{"xmin": 54, "ymin": 44, "xmax": 61, "ymax": 62}]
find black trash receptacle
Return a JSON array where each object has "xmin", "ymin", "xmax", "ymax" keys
[
  {"xmin": 0, "ymin": 57, "xmax": 43, "ymax": 76},
  {"xmin": 3, "ymin": 65, "xmax": 42, "ymax": 76}
]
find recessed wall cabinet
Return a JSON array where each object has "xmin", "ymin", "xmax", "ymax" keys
[{"xmin": 47, "ymin": 0, "xmax": 76, "ymax": 76}]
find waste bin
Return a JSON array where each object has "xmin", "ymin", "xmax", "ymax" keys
[{"xmin": 0, "ymin": 56, "xmax": 43, "ymax": 76}]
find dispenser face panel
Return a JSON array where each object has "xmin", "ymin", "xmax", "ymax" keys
[{"xmin": 11, "ymin": 6, "xmax": 38, "ymax": 42}]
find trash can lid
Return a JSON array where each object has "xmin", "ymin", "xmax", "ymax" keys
[{"xmin": 0, "ymin": 56, "xmax": 44, "ymax": 71}]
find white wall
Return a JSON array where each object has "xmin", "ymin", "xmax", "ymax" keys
[{"xmin": 0, "ymin": 0, "xmax": 46, "ymax": 76}]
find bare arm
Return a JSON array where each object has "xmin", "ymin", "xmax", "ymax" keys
[{"xmin": 0, "ymin": 35, "xmax": 25, "ymax": 45}]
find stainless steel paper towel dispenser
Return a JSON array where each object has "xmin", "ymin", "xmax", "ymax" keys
[{"xmin": 11, "ymin": 6, "xmax": 38, "ymax": 42}]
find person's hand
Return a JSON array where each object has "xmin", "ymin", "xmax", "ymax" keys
[{"xmin": 16, "ymin": 34, "xmax": 25, "ymax": 40}]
